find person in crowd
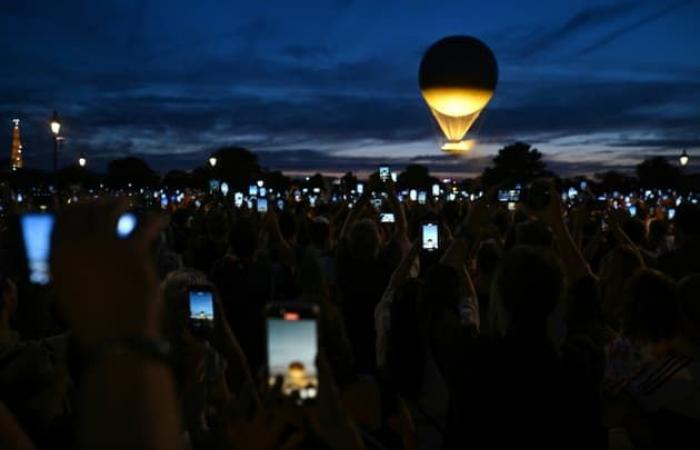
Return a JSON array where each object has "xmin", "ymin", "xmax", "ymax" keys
[{"xmin": 1, "ymin": 175, "xmax": 699, "ymax": 450}]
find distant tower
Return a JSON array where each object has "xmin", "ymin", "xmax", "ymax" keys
[{"xmin": 10, "ymin": 119, "xmax": 23, "ymax": 170}]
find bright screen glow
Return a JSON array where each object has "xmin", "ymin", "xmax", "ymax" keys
[
  {"xmin": 422, "ymin": 223, "xmax": 438, "ymax": 251},
  {"xmin": 267, "ymin": 317, "xmax": 318, "ymax": 399},
  {"xmin": 116, "ymin": 213, "xmax": 137, "ymax": 238},
  {"xmin": 21, "ymin": 213, "xmax": 55, "ymax": 284},
  {"xmin": 189, "ymin": 290, "xmax": 214, "ymax": 321}
]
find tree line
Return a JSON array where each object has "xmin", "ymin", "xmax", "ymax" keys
[{"xmin": 1, "ymin": 143, "xmax": 697, "ymax": 192}]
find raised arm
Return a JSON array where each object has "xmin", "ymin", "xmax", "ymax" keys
[
  {"xmin": 52, "ymin": 200, "xmax": 184, "ymax": 450},
  {"xmin": 531, "ymin": 183, "xmax": 595, "ymax": 282}
]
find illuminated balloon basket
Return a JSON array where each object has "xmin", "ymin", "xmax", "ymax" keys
[{"xmin": 419, "ymin": 36, "xmax": 498, "ymax": 154}]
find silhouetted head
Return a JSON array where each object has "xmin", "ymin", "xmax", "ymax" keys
[
  {"xmin": 515, "ymin": 220, "xmax": 554, "ymax": 248},
  {"xmin": 0, "ymin": 273, "xmax": 17, "ymax": 321},
  {"xmin": 678, "ymin": 274, "xmax": 700, "ymax": 344},
  {"xmin": 648, "ymin": 218, "xmax": 669, "ymax": 243},
  {"xmin": 349, "ymin": 219, "xmax": 380, "ymax": 261},
  {"xmin": 476, "ymin": 239, "xmax": 502, "ymax": 276},
  {"xmin": 204, "ymin": 203, "xmax": 230, "ymax": 242},
  {"xmin": 491, "ymin": 246, "xmax": 564, "ymax": 336},
  {"xmin": 229, "ymin": 218, "xmax": 258, "ymax": 260},
  {"xmin": 424, "ymin": 263, "xmax": 461, "ymax": 311},
  {"xmin": 675, "ymin": 204, "xmax": 700, "ymax": 242},
  {"xmin": 598, "ymin": 245, "xmax": 644, "ymax": 329},
  {"xmin": 309, "ymin": 216, "xmax": 331, "ymax": 250},
  {"xmin": 623, "ymin": 269, "xmax": 679, "ymax": 346},
  {"xmin": 621, "ymin": 217, "xmax": 646, "ymax": 246}
]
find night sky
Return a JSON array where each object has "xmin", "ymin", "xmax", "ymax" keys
[{"xmin": 2, "ymin": 0, "xmax": 699, "ymax": 177}]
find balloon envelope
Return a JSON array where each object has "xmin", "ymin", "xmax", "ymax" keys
[{"xmin": 419, "ymin": 36, "xmax": 498, "ymax": 152}]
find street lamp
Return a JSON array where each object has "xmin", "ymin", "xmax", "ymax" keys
[
  {"xmin": 78, "ymin": 154, "xmax": 87, "ymax": 168},
  {"xmin": 680, "ymin": 149, "xmax": 689, "ymax": 167},
  {"xmin": 50, "ymin": 111, "xmax": 61, "ymax": 174},
  {"xmin": 209, "ymin": 156, "xmax": 217, "ymax": 168}
]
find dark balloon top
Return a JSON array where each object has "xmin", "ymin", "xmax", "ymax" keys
[{"xmin": 419, "ymin": 36, "xmax": 498, "ymax": 91}]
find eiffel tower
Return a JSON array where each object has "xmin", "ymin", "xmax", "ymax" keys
[{"xmin": 10, "ymin": 119, "xmax": 23, "ymax": 170}]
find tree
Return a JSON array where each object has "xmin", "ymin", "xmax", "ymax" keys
[
  {"xmin": 340, "ymin": 172, "xmax": 358, "ymax": 193},
  {"xmin": 162, "ymin": 170, "xmax": 193, "ymax": 190},
  {"xmin": 208, "ymin": 147, "xmax": 261, "ymax": 190},
  {"xmin": 635, "ymin": 156, "xmax": 682, "ymax": 189},
  {"xmin": 304, "ymin": 173, "xmax": 326, "ymax": 191},
  {"xmin": 107, "ymin": 157, "xmax": 159, "ymax": 188},
  {"xmin": 57, "ymin": 164, "xmax": 98, "ymax": 188},
  {"xmin": 594, "ymin": 170, "xmax": 638, "ymax": 193},
  {"xmin": 481, "ymin": 142, "xmax": 549, "ymax": 188},
  {"xmin": 397, "ymin": 164, "xmax": 433, "ymax": 190},
  {"xmin": 263, "ymin": 170, "xmax": 291, "ymax": 193}
]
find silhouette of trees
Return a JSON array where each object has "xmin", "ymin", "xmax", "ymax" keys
[
  {"xmin": 107, "ymin": 157, "xmax": 159, "ymax": 188},
  {"xmin": 594, "ymin": 170, "xmax": 638, "ymax": 193},
  {"xmin": 397, "ymin": 164, "xmax": 434, "ymax": 190},
  {"xmin": 57, "ymin": 164, "xmax": 98, "ymax": 188},
  {"xmin": 208, "ymin": 147, "xmax": 261, "ymax": 190},
  {"xmin": 263, "ymin": 170, "xmax": 291, "ymax": 193},
  {"xmin": 481, "ymin": 142, "xmax": 551, "ymax": 188},
  {"xmin": 162, "ymin": 170, "xmax": 194, "ymax": 190},
  {"xmin": 636, "ymin": 156, "xmax": 681, "ymax": 189}
]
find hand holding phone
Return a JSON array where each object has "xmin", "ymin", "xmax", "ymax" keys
[
  {"xmin": 21, "ymin": 213, "xmax": 55, "ymax": 285},
  {"xmin": 266, "ymin": 303, "xmax": 319, "ymax": 402},
  {"xmin": 189, "ymin": 286, "xmax": 215, "ymax": 331},
  {"xmin": 421, "ymin": 222, "xmax": 439, "ymax": 252}
]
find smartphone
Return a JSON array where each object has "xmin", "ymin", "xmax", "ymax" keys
[
  {"xmin": 370, "ymin": 198, "xmax": 383, "ymax": 210},
  {"xmin": 259, "ymin": 187, "xmax": 267, "ymax": 197},
  {"xmin": 116, "ymin": 212, "xmax": 138, "ymax": 239},
  {"xmin": 378, "ymin": 166, "xmax": 390, "ymax": 183},
  {"xmin": 189, "ymin": 286, "xmax": 215, "ymax": 330},
  {"xmin": 276, "ymin": 199, "xmax": 285, "ymax": 211},
  {"xmin": 266, "ymin": 303, "xmax": 319, "ymax": 402},
  {"xmin": 234, "ymin": 192, "xmax": 244, "ymax": 208},
  {"xmin": 209, "ymin": 180, "xmax": 220, "ymax": 193},
  {"xmin": 628, "ymin": 205, "xmax": 637, "ymax": 217},
  {"xmin": 498, "ymin": 188, "xmax": 520, "ymax": 203},
  {"xmin": 409, "ymin": 189, "xmax": 417, "ymax": 202},
  {"xmin": 379, "ymin": 212, "xmax": 395, "ymax": 223},
  {"xmin": 20, "ymin": 213, "xmax": 56, "ymax": 285},
  {"xmin": 390, "ymin": 172, "xmax": 398, "ymax": 183},
  {"xmin": 356, "ymin": 183, "xmax": 364, "ymax": 194},
  {"xmin": 249, "ymin": 185, "xmax": 258, "ymax": 197},
  {"xmin": 257, "ymin": 198, "xmax": 268, "ymax": 213},
  {"xmin": 418, "ymin": 191, "xmax": 427, "ymax": 205},
  {"xmin": 668, "ymin": 208, "xmax": 676, "ymax": 220},
  {"xmin": 432, "ymin": 184, "xmax": 440, "ymax": 197},
  {"xmin": 421, "ymin": 222, "xmax": 439, "ymax": 252}
]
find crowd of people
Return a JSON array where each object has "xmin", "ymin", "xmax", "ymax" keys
[{"xmin": 0, "ymin": 173, "xmax": 698, "ymax": 450}]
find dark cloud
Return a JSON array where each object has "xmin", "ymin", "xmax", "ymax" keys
[
  {"xmin": 579, "ymin": 0, "xmax": 695, "ymax": 54},
  {"xmin": 519, "ymin": 1, "xmax": 637, "ymax": 57},
  {"xmin": 1, "ymin": 0, "xmax": 698, "ymax": 177}
]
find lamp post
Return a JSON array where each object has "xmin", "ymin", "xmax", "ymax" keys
[
  {"xmin": 680, "ymin": 149, "xmax": 689, "ymax": 167},
  {"xmin": 78, "ymin": 154, "xmax": 87, "ymax": 168},
  {"xmin": 209, "ymin": 156, "xmax": 217, "ymax": 168},
  {"xmin": 50, "ymin": 111, "xmax": 61, "ymax": 174}
]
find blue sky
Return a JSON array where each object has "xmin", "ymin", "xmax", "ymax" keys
[{"xmin": 1, "ymin": 0, "xmax": 699, "ymax": 177}]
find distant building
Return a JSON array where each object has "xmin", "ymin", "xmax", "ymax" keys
[{"xmin": 10, "ymin": 119, "xmax": 23, "ymax": 170}]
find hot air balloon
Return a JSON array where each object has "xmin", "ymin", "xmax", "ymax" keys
[{"xmin": 419, "ymin": 36, "xmax": 498, "ymax": 153}]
